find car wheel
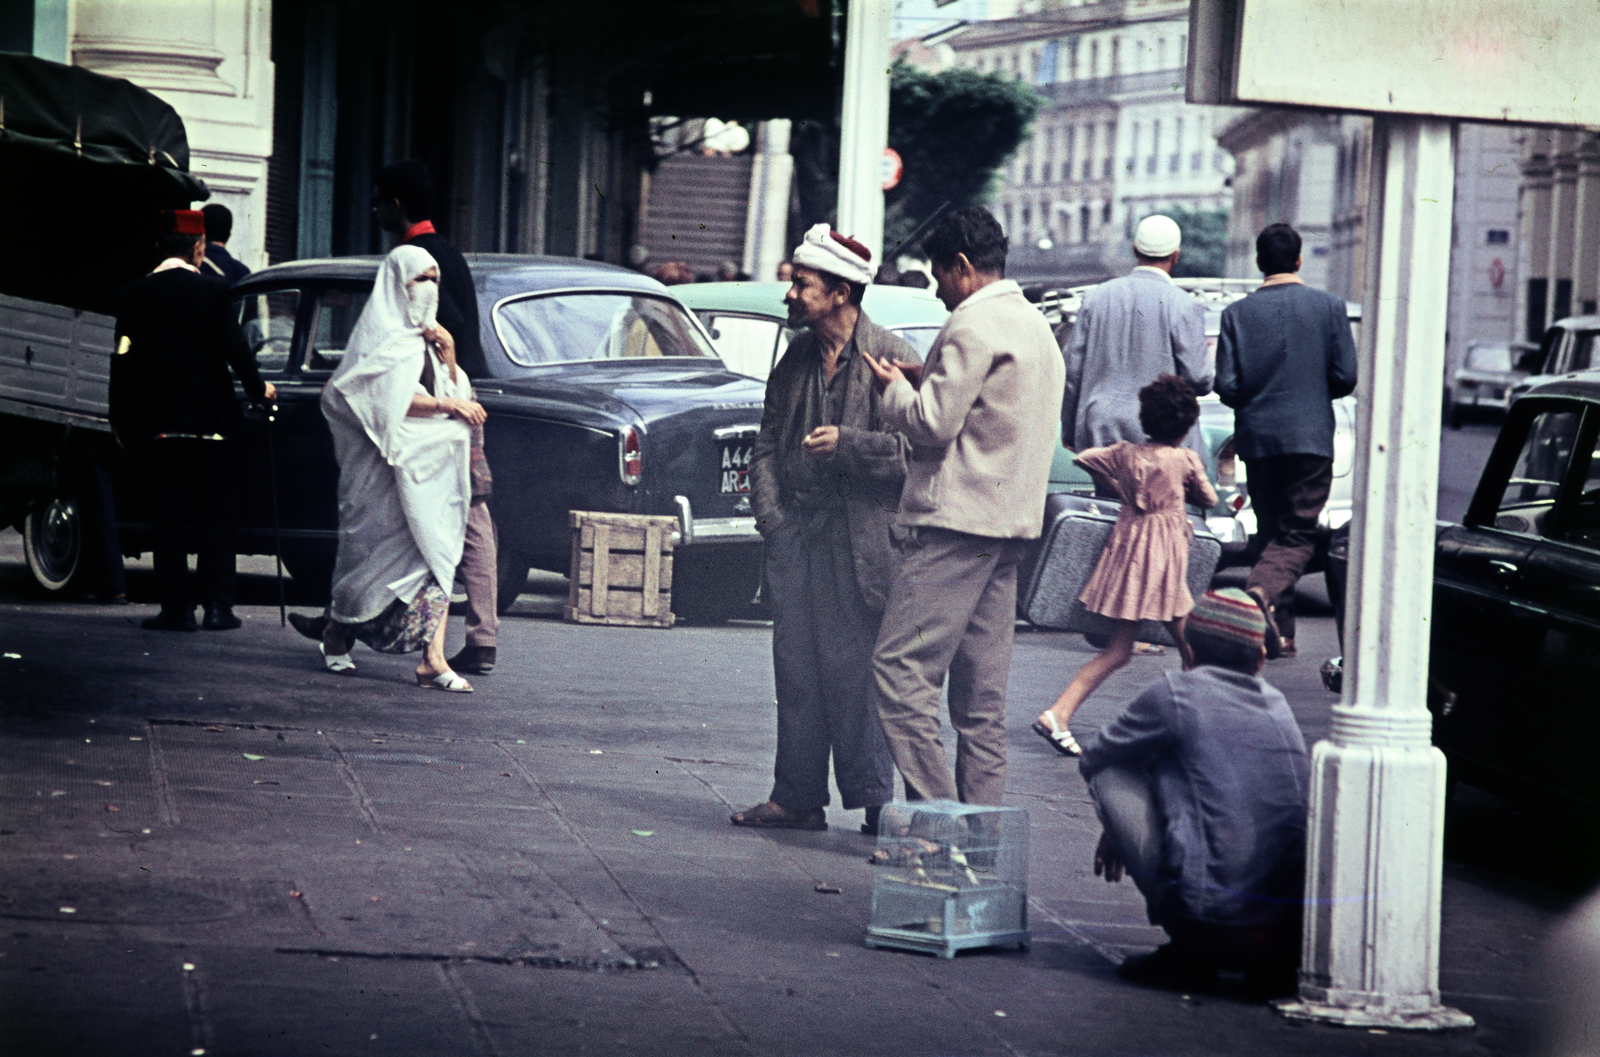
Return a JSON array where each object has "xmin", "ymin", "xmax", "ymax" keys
[
  {"xmin": 23, "ymin": 495, "xmax": 84, "ymax": 593},
  {"xmin": 495, "ymin": 545, "xmax": 530, "ymax": 615}
]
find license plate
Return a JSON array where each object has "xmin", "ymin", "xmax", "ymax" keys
[{"xmin": 718, "ymin": 440, "xmax": 753, "ymax": 494}]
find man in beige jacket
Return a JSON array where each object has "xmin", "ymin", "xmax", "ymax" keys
[{"xmin": 862, "ymin": 207, "xmax": 1065, "ymax": 805}]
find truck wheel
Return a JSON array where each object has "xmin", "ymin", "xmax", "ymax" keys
[
  {"xmin": 23, "ymin": 496, "xmax": 84, "ymax": 593},
  {"xmin": 496, "ymin": 546, "xmax": 529, "ymax": 615}
]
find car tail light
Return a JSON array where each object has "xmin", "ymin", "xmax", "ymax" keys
[
  {"xmin": 1231, "ymin": 492, "xmax": 1247, "ymax": 512},
  {"xmin": 618, "ymin": 426, "xmax": 642, "ymax": 486}
]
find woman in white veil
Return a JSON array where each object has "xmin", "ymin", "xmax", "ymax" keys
[{"xmin": 291, "ymin": 244, "xmax": 483, "ymax": 691}]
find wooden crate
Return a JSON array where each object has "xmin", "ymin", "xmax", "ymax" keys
[{"xmin": 564, "ymin": 511, "xmax": 677, "ymax": 628}]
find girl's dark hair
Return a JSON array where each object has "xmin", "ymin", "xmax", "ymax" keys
[{"xmin": 1138, "ymin": 373, "xmax": 1200, "ymax": 444}]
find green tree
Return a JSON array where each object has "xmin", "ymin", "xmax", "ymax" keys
[
  {"xmin": 1163, "ymin": 206, "xmax": 1230, "ymax": 278},
  {"xmin": 884, "ymin": 60, "xmax": 1043, "ymax": 259}
]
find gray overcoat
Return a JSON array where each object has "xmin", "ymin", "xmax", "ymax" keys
[
  {"xmin": 750, "ymin": 312, "xmax": 919, "ymax": 614},
  {"xmin": 1061, "ymin": 268, "xmax": 1212, "ymax": 455}
]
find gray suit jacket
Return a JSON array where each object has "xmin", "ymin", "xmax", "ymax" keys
[
  {"xmin": 749, "ymin": 312, "xmax": 919, "ymax": 613},
  {"xmin": 1061, "ymin": 268, "xmax": 1211, "ymax": 455}
]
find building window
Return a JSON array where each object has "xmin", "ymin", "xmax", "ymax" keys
[
  {"xmin": 1111, "ymin": 38, "xmax": 1120, "ymax": 75},
  {"xmin": 1102, "ymin": 201, "xmax": 1112, "ymax": 224},
  {"xmin": 1103, "ymin": 158, "xmax": 1113, "ymax": 178},
  {"xmin": 1023, "ymin": 163, "xmax": 1032, "ymax": 184},
  {"xmin": 1213, "ymin": 150, "xmax": 1226, "ymax": 170},
  {"xmin": 1487, "ymin": 229, "xmax": 1510, "ymax": 244},
  {"xmin": 1042, "ymin": 161, "xmax": 1053, "ymax": 182},
  {"xmin": 1127, "ymin": 158, "xmax": 1137, "ymax": 177},
  {"xmin": 1021, "ymin": 204, "xmax": 1032, "ymax": 234},
  {"xmin": 1157, "ymin": 38, "xmax": 1167, "ymax": 69},
  {"xmin": 1079, "ymin": 205, "xmax": 1092, "ymax": 241},
  {"xmin": 1169, "ymin": 154, "xmax": 1181, "ymax": 174},
  {"xmin": 1191, "ymin": 151, "xmax": 1202, "ymax": 172},
  {"xmin": 1090, "ymin": 41, "xmax": 1099, "ymax": 76}
]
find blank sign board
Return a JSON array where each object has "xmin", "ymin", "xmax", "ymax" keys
[{"xmin": 1190, "ymin": 0, "xmax": 1600, "ymax": 127}]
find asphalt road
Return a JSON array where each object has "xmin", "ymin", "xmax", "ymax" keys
[{"xmin": 0, "ymin": 483, "xmax": 1586, "ymax": 1056}]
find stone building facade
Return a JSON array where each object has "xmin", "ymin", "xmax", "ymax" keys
[{"xmin": 920, "ymin": 0, "xmax": 1238, "ymax": 284}]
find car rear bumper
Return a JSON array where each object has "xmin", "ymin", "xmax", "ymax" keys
[{"xmin": 673, "ymin": 495, "xmax": 761, "ymax": 547}]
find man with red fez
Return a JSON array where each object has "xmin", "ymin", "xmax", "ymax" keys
[
  {"xmin": 372, "ymin": 159, "xmax": 498, "ymax": 675},
  {"xmin": 731, "ymin": 224, "xmax": 921, "ymax": 833},
  {"xmin": 110, "ymin": 209, "xmax": 275, "ymax": 631},
  {"xmin": 1079, "ymin": 587, "xmax": 1309, "ymax": 996}
]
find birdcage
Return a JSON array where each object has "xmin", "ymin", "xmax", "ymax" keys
[{"xmin": 863, "ymin": 800, "xmax": 1029, "ymax": 958}]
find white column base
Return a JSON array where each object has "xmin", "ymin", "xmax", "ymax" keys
[
  {"xmin": 1279, "ymin": 709, "xmax": 1473, "ymax": 1032},
  {"xmin": 1275, "ymin": 997, "xmax": 1475, "ymax": 1031}
]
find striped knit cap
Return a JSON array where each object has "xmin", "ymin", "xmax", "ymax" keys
[{"xmin": 1186, "ymin": 588, "xmax": 1266, "ymax": 648}]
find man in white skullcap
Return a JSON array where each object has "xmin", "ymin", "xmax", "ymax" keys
[
  {"xmin": 731, "ymin": 224, "xmax": 922, "ymax": 833},
  {"xmin": 1061, "ymin": 214, "xmax": 1211, "ymax": 462}
]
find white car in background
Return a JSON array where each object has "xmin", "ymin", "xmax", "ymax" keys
[{"xmin": 1039, "ymin": 278, "xmax": 1359, "ymax": 569}]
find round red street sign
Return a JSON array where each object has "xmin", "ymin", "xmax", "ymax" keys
[{"xmin": 882, "ymin": 147, "xmax": 903, "ymax": 191}]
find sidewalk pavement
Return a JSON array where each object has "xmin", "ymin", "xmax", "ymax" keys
[{"xmin": 0, "ymin": 566, "xmax": 1561, "ymax": 1056}]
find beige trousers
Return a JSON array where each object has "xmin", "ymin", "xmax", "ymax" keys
[
  {"xmin": 460, "ymin": 500, "xmax": 499, "ymax": 648},
  {"xmin": 872, "ymin": 527, "xmax": 1027, "ymax": 806}
]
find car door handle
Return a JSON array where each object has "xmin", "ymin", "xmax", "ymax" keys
[{"xmin": 1488, "ymin": 559, "xmax": 1519, "ymax": 580}]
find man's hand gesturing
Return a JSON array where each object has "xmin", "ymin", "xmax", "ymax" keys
[
  {"xmin": 860, "ymin": 350, "xmax": 904, "ymax": 393},
  {"xmin": 801, "ymin": 425, "xmax": 839, "ymax": 456}
]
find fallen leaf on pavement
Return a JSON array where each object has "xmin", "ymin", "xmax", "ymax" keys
[
  {"xmin": 631, "ymin": 830, "xmax": 654, "ymax": 837},
  {"xmin": 814, "ymin": 883, "xmax": 841, "ymax": 894},
  {"xmin": 202, "ymin": 726, "xmax": 225, "ymax": 732},
  {"xmin": 242, "ymin": 753, "xmax": 265, "ymax": 761},
  {"xmin": 105, "ymin": 804, "xmax": 119, "ymax": 812}
]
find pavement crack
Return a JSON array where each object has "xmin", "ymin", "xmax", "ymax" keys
[
  {"xmin": 323, "ymin": 735, "xmax": 383, "ymax": 834},
  {"xmin": 435, "ymin": 960, "xmax": 502, "ymax": 1057},
  {"xmin": 275, "ymin": 947, "xmax": 657, "ymax": 972},
  {"xmin": 143, "ymin": 720, "xmax": 179, "ymax": 826},
  {"xmin": 499, "ymin": 745, "xmax": 755, "ymax": 1055}
]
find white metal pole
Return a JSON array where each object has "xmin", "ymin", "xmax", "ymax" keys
[
  {"xmin": 1276, "ymin": 115, "xmax": 1473, "ymax": 1031},
  {"xmin": 835, "ymin": 0, "xmax": 892, "ymax": 262}
]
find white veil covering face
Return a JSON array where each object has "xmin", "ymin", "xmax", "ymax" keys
[{"xmin": 320, "ymin": 244, "xmax": 473, "ymax": 624}]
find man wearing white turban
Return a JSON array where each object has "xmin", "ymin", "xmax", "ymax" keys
[
  {"xmin": 289, "ymin": 244, "xmax": 485, "ymax": 691},
  {"xmin": 1061, "ymin": 214, "xmax": 1211, "ymax": 461},
  {"xmin": 730, "ymin": 224, "xmax": 919, "ymax": 833}
]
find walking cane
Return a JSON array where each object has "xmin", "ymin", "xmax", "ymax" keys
[{"xmin": 262, "ymin": 398, "xmax": 287, "ymax": 627}]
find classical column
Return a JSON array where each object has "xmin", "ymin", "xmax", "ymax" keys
[
  {"xmin": 1547, "ymin": 131, "xmax": 1580, "ymax": 323},
  {"xmin": 1276, "ymin": 115, "xmax": 1473, "ymax": 1032},
  {"xmin": 835, "ymin": 0, "xmax": 892, "ymax": 256},
  {"xmin": 1570, "ymin": 136, "xmax": 1600, "ymax": 317},
  {"xmin": 742, "ymin": 120, "xmax": 794, "ymax": 283},
  {"xmin": 1520, "ymin": 150, "xmax": 1554, "ymax": 343}
]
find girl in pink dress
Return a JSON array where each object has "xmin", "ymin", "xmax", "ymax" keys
[{"xmin": 1034, "ymin": 375, "xmax": 1217, "ymax": 756}]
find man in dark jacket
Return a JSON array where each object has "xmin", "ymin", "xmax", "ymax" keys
[
  {"xmin": 373, "ymin": 160, "xmax": 497, "ymax": 673},
  {"xmin": 1081, "ymin": 588, "xmax": 1309, "ymax": 998},
  {"xmin": 111, "ymin": 209, "xmax": 273, "ymax": 631},
  {"xmin": 730, "ymin": 226, "xmax": 919, "ymax": 834},
  {"xmin": 1216, "ymin": 223, "xmax": 1359, "ymax": 657},
  {"xmin": 199, "ymin": 203, "xmax": 251, "ymax": 285}
]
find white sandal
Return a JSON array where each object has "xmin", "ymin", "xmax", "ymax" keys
[
  {"xmin": 1031, "ymin": 712, "xmax": 1082, "ymax": 757},
  {"xmin": 416, "ymin": 670, "xmax": 473, "ymax": 693},
  {"xmin": 319, "ymin": 643, "xmax": 356, "ymax": 673}
]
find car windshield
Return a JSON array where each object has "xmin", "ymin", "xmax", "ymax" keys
[
  {"xmin": 1466, "ymin": 345, "xmax": 1512, "ymax": 371},
  {"xmin": 494, "ymin": 292, "xmax": 717, "ymax": 365},
  {"xmin": 894, "ymin": 326, "xmax": 943, "ymax": 359}
]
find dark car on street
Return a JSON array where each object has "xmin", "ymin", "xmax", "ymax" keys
[
  {"xmin": 1322, "ymin": 370, "xmax": 1600, "ymax": 814},
  {"xmin": 194, "ymin": 256, "xmax": 767, "ymax": 619}
]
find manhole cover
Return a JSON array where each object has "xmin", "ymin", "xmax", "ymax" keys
[{"xmin": 0, "ymin": 882, "xmax": 242, "ymax": 925}]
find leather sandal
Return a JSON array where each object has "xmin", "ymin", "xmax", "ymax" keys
[
  {"xmin": 417, "ymin": 670, "xmax": 473, "ymax": 693},
  {"xmin": 730, "ymin": 801, "xmax": 826, "ymax": 830},
  {"xmin": 1032, "ymin": 713, "xmax": 1082, "ymax": 756}
]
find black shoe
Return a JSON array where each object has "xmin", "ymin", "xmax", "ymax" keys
[
  {"xmin": 860, "ymin": 805, "xmax": 883, "ymax": 836},
  {"xmin": 201, "ymin": 606, "xmax": 242, "ymax": 631},
  {"xmin": 142, "ymin": 609, "xmax": 198, "ymax": 632},
  {"xmin": 287, "ymin": 611, "xmax": 328, "ymax": 642},
  {"xmin": 448, "ymin": 645, "xmax": 496, "ymax": 674},
  {"xmin": 1116, "ymin": 943, "xmax": 1219, "ymax": 993}
]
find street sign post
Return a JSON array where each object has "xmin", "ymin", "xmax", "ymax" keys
[
  {"xmin": 836, "ymin": 0, "xmax": 893, "ymax": 261},
  {"xmin": 1188, "ymin": 0, "xmax": 1600, "ymax": 1032}
]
